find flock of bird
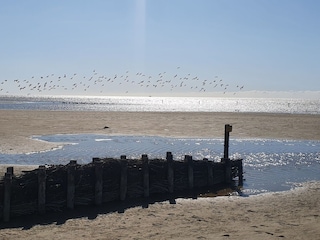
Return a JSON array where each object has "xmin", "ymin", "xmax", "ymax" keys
[{"xmin": 0, "ymin": 68, "xmax": 244, "ymax": 95}]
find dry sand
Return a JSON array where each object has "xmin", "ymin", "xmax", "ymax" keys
[{"xmin": 1, "ymin": 110, "xmax": 320, "ymax": 239}]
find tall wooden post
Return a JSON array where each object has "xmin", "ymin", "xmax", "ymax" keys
[
  {"xmin": 38, "ymin": 165, "xmax": 46, "ymax": 214},
  {"xmin": 167, "ymin": 152, "xmax": 174, "ymax": 193},
  {"xmin": 67, "ymin": 160, "xmax": 77, "ymax": 209},
  {"xmin": 3, "ymin": 172, "xmax": 12, "ymax": 222},
  {"xmin": 224, "ymin": 124, "xmax": 232, "ymax": 159},
  {"xmin": 142, "ymin": 154, "xmax": 149, "ymax": 198},
  {"xmin": 222, "ymin": 124, "xmax": 232, "ymax": 184},
  {"xmin": 94, "ymin": 159, "xmax": 103, "ymax": 205},
  {"xmin": 120, "ymin": 155, "xmax": 128, "ymax": 201},
  {"xmin": 238, "ymin": 160, "xmax": 243, "ymax": 186}
]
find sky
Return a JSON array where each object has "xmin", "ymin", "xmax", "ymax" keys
[{"xmin": 0, "ymin": 0, "xmax": 320, "ymax": 97}]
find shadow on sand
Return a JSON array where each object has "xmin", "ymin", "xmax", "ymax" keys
[{"xmin": 0, "ymin": 185, "xmax": 243, "ymax": 230}]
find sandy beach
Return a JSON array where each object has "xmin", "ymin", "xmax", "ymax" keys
[
  {"xmin": 0, "ymin": 181, "xmax": 319, "ymax": 240},
  {"xmin": 1, "ymin": 110, "xmax": 320, "ymax": 239}
]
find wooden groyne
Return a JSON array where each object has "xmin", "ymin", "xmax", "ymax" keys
[{"xmin": 0, "ymin": 125, "xmax": 243, "ymax": 222}]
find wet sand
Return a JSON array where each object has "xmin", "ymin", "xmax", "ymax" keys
[
  {"xmin": 1, "ymin": 110, "xmax": 320, "ymax": 239},
  {"xmin": 1, "ymin": 110, "xmax": 320, "ymax": 154}
]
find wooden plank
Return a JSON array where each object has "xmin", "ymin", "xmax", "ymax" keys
[
  {"xmin": 166, "ymin": 152, "xmax": 174, "ymax": 193},
  {"xmin": 94, "ymin": 160, "xmax": 103, "ymax": 205},
  {"xmin": 3, "ymin": 172, "xmax": 12, "ymax": 222},
  {"xmin": 6, "ymin": 167, "xmax": 14, "ymax": 175},
  {"xmin": 38, "ymin": 165, "xmax": 46, "ymax": 214},
  {"xmin": 223, "ymin": 158, "xmax": 231, "ymax": 184},
  {"xmin": 142, "ymin": 154, "xmax": 149, "ymax": 198},
  {"xmin": 120, "ymin": 156, "xmax": 127, "ymax": 201},
  {"xmin": 67, "ymin": 160, "xmax": 77, "ymax": 209},
  {"xmin": 204, "ymin": 158, "xmax": 214, "ymax": 187},
  {"xmin": 185, "ymin": 155, "xmax": 194, "ymax": 190}
]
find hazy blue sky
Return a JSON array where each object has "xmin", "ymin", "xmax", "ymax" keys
[{"xmin": 0, "ymin": 0, "xmax": 320, "ymax": 96}]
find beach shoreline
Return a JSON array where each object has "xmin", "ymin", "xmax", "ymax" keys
[{"xmin": 1, "ymin": 109, "xmax": 320, "ymax": 239}]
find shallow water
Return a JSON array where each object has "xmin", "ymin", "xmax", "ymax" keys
[{"xmin": 0, "ymin": 134, "xmax": 319, "ymax": 195}]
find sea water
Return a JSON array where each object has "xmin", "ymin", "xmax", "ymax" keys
[{"xmin": 0, "ymin": 95, "xmax": 319, "ymax": 114}]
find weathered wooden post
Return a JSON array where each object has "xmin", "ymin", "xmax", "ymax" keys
[
  {"xmin": 93, "ymin": 158, "xmax": 103, "ymax": 205},
  {"xmin": 142, "ymin": 154, "xmax": 149, "ymax": 198},
  {"xmin": 67, "ymin": 160, "xmax": 77, "ymax": 209},
  {"xmin": 6, "ymin": 167, "xmax": 14, "ymax": 175},
  {"xmin": 222, "ymin": 124, "xmax": 232, "ymax": 184},
  {"xmin": 185, "ymin": 155, "xmax": 194, "ymax": 190},
  {"xmin": 120, "ymin": 155, "xmax": 128, "ymax": 201},
  {"xmin": 238, "ymin": 160, "xmax": 243, "ymax": 186},
  {"xmin": 166, "ymin": 152, "xmax": 174, "ymax": 193},
  {"xmin": 38, "ymin": 165, "xmax": 46, "ymax": 214},
  {"xmin": 204, "ymin": 158, "xmax": 214, "ymax": 187},
  {"xmin": 3, "ymin": 172, "xmax": 12, "ymax": 222},
  {"xmin": 224, "ymin": 124, "xmax": 232, "ymax": 159}
]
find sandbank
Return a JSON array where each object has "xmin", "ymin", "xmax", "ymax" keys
[{"xmin": 1, "ymin": 110, "xmax": 319, "ymax": 155}]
